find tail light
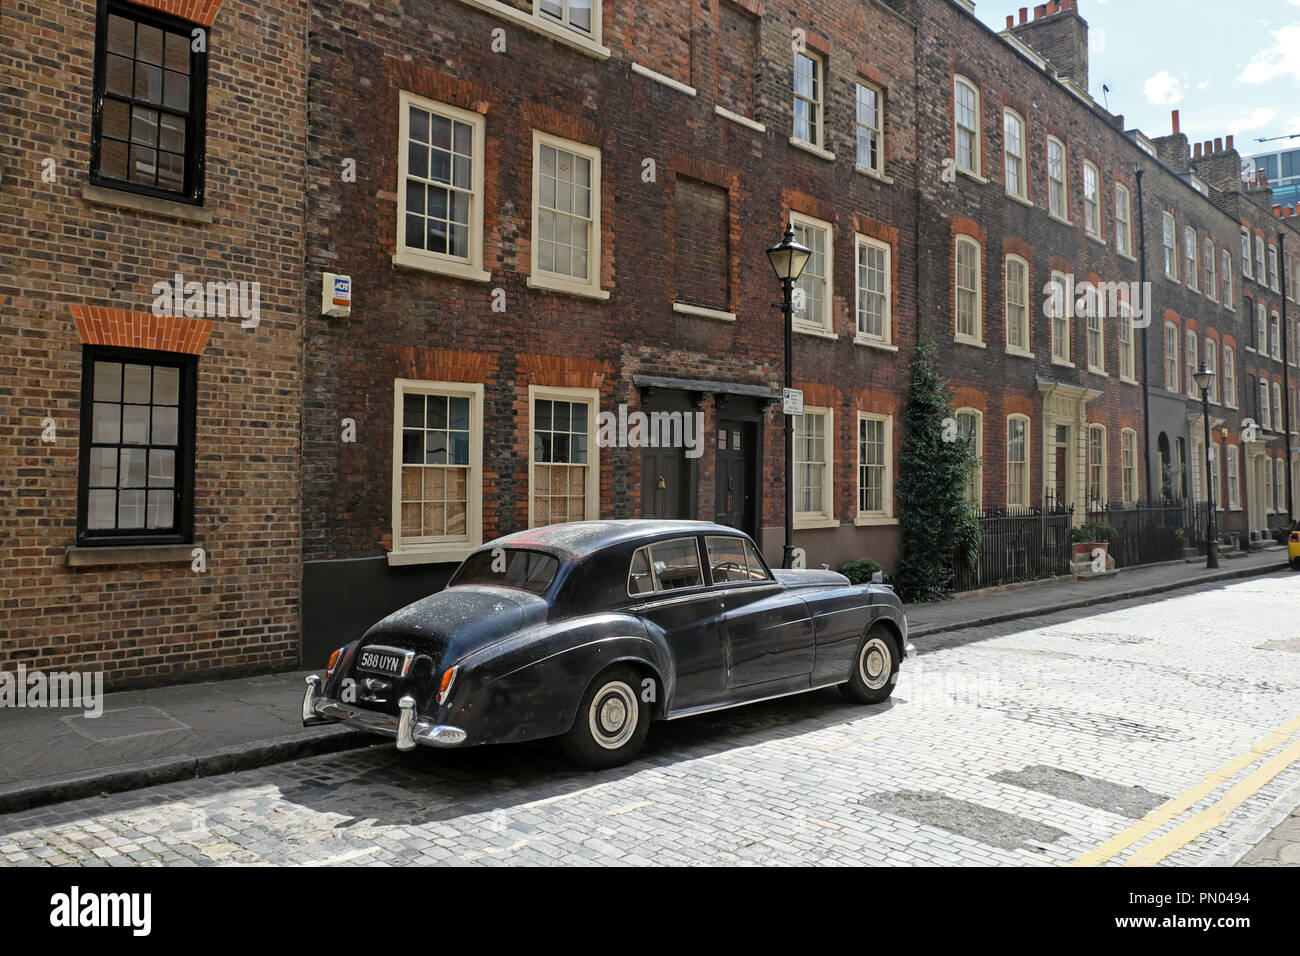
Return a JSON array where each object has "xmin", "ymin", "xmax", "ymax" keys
[
  {"xmin": 436, "ymin": 666, "xmax": 458, "ymax": 705},
  {"xmin": 1290, "ymin": 532, "xmax": 1299, "ymax": 543},
  {"xmin": 325, "ymin": 647, "xmax": 341, "ymax": 680}
]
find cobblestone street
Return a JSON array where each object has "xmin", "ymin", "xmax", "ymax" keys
[{"xmin": 3, "ymin": 573, "xmax": 1299, "ymax": 867}]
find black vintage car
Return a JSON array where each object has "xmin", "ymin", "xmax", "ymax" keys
[{"xmin": 303, "ymin": 520, "xmax": 912, "ymax": 768}]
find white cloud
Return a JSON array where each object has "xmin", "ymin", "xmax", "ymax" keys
[
  {"xmin": 1089, "ymin": 27, "xmax": 1107, "ymax": 55},
  {"xmin": 1240, "ymin": 24, "xmax": 1300, "ymax": 84},
  {"xmin": 1144, "ymin": 70, "xmax": 1186, "ymax": 106},
  {"xmin": 1228, "ymin": 107, "xmax": 1277, "ymax": 137}
]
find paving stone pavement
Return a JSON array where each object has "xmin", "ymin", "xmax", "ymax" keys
[{"xmin": 1, "ymin": 572, "xmax": 1299, "ymax": 867}]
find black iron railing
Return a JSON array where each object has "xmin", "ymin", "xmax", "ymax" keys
[
  {"xmin": 954, "ymin": 503, "xmax": 1075, "ymax": 592},
  {"xmin": 1085, "ymin": 500, "xmax": 1189, "ymax": 567}
]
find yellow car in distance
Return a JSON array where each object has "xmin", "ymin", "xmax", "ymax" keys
[{"xmin": 1290, "ymin": 522, "xmax": 1300, "ymax": 569}]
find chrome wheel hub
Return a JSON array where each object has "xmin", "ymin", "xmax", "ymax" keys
[
  {"xmin": 860, "ymin": 637, "xmax": 892, "ymax": 690},
  {"xmin": 589, "ymin": 681, "xmax": 638, "ymax": 750}
]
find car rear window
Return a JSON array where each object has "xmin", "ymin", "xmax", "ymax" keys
[
  {"xmin": 628, "ymin": 537, "xmax": 704, "ymax": 594},
  {"xmin": 451, "ymin": 548, "xmax": 559, "ymax": 595},
  {"xmin": 705, "ymin": 535, "xmax": 771, "ymax": 583}
]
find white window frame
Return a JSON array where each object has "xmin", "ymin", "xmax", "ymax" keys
[
  {"xmin": 389, "ymin": 379, "xmax": 485, "ymax": 565},
  {"xmin": 534, "ymin": 0, "xmax": 603, "ymax": 43},
  {"xmin": 1004, "ymin": 108, "xmax": 1026, "ymax": 200},
  {"xmin": 529, "ymin": 130, "xmax": 605, "ymax": 299},
  {"xmin": 1164, "ymin": 321, "xmax": 1179, "ymax": 392},
  {"xmin": 1224, "ymin": 345, "xmax": 1237, "ymax": 408},
  {"xmin": 1204, "ymin": 238, "xmax": 1216, "ymax": 301},
  {"xmin": 954, "ymin": 236, "xmax": 983, "ymax": 345},
  {"xmin": 1087, "ymin": 423, "xmax": 1108, "ymax": 507},
  {"xmin": 1115, "ymin": 183, "xmax": 1132, "ymax": 256},
  {"xmin": 1083, "ymin": 161, "xmax": 1100, "ymax": 238},
  {"xmin": 1258, "ymin": 302, "xmax": 1269, "ymax": 354},
  {"xmin": 855, "ymin": 412, "xmax": 895, "ymax": 525},
  {"xmin": 1256, "ymin": 233, "xmax": 1266, "ymax": 285},
  {"xmin": 1051, "ymin": 270, "xmax": 1071, "ymax": 364},
  {"xmin": 1227, "ymin": 443, "xmax": 1240, "ymax": 509},
  {"xmin": 1271, "ymin": 311, "xmax": 1282, "ymax": 360},
  {"xmin": 394, "ymin": 92, "xmax": 490, "ymax": 281},
  {"xmin": 1118, "ymin": 301, "xmax": 1135, "ymax": 382},
  {"xmin": 1184, "ymin": 226, "xmax": 1198, "ymax": 291},
  {"xmin": 1222, "ymin": 248, "xmax": 1234, "ymax": 308},
  {"xmin": 855, "ymin": 80, "xmax": 883, "ymax": 174},
  {"xmin": 1085, "ymin": 287, "xmax": 1105, "ymax": 373},
  {"xmin": 1274, "ymin": 381, "xmax": 1284, "ymax": 433},
  {"xmin": 1006, "ymin": 414, "xmax": 1031, "ymax": 510},
  {"xmin": 955, "ymin": 408, "xmax": 983, "ymax": 507},
  {"xmin": 794, "ymin": 406, "xmax": 835, "ymax": 527},
  {"xmin": 1269, "ymin": 243, "xmax": 1280, "ymax": 291},
  {"xmin": 1265, "ymin": 455, "xmax": 1275, "ymax": 512},
  {"xmin": 1185, "ymin": 329, "xmax": 1199, "ymax": 400},
  {"xmin": 954, "ymin": 76, "xmax": 981, "ymax": 176},
  {"xmin": 1121, "ymin": 428, "xmax": 1138, "ymax": 504},
  {"xmin": 1047, "ymin": 136, "xmax": 1067, "ymax": 221},
  {"xmin": 528, "ymin": 384, "xmax": 600, "ymax": 528},
  {"xmin": 793, "ymin": 49, "xmax": 824, "ymax": 150},
  {"xmin": 854, "ymin": 233, "xmax": 891, "ymax": 346},
  {"xmin": 1242, "ymin": 228, "xmax": 1253, "ymax": 279},
  {"xmin": 1204, "ymin": 337, "xmax": 1218, "ymax": 403},
  {"xmin": 1164, "ymin": 213, "xmax": 1178, "ymax": 280},
  {"xmin": 790, "ymin": 211, "xmax": 834, "ymax": 335},
  {"xmin": 1004, "ymin": 254, "xmax": 1031, "ymax": 355}
]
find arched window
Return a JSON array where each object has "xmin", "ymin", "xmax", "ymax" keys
[
  {"xmin": 955, "ymin": 408, "xmax": 983, "ymax": 508},
  {"xmin": 1007, "ymin": 414, "xmax": 1031, "ymax": 510}
]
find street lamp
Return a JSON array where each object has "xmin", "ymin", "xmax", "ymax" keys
[
  {"xmin": 1192, "ymin": 363, "xmax": 1220, "ymax": 569},
  {"xmin": 767, "ymin": 223, "xmax": 812, "ymax": 569}
]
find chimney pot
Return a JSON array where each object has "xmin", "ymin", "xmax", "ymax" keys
[
  {"xmin": 1034, "ymin": 3, "xmax": 1047, "ymax": 19},
  {"xmin": 1019, "ymin": 6, "xmax": 1028, "ymax": 23},
  {"xmin": 1226, "ymin": 134, "xmax": 1234, "ymax": 150},
  {"xmin": 1194, "ymin": 143, "xmax": 1202, "ymax": 158},
  {"xmin": 1006, "ymin": 14, "xmax": 1014, "ymax": 28},
  {"xmin": 1214, "ymin": 138, "xmax": 1223, "ymax": 153},
  {"xmin": 1048, "ymin": 1, "xmax": 1060, "ymax": 13},
  {"xmin": 1171, "ymin": 110, "xmax": 1181, "ymax": 135},
  {"xmin": 1205, "ymin": 140, "xmax": 1213, "ymax": 155}
]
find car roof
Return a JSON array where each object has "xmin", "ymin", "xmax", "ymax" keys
[{"xmin": 488, "ymin": 520, "xmax": 744, "ymax": 561}]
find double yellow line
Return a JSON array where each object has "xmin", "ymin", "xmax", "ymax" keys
[{"xmin": 1071, "ymin": 713, "xmax": 1300, "ymax": 867}]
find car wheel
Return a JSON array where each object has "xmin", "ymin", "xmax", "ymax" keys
[
  {"xmin": 839, "ymin": 625, "xmax": 900, "ymax": 705},
  {"xmin": 1291, "ymin": 556, "xmax": 1300, "ymax": 571},
  {"xmin": 560, "ymin": 666, "xmax": 650, "ymax": 770}
]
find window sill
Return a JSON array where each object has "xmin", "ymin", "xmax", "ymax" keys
[
  {"xmin": 630, "ymin": 62, "xmax": 696, "ymax": 96},
  {"xmin": 392, "ymin": 250, "xmax": 491, "ymax": 282},
  {"xmin": 794, "ymin": 517, "xmax": 840, "ymax": 531},
  {"xmin": 855, "ymin": 164, "xmax": 893, "ymax": 184},
  {"xmin": 387, "ymin": 545, "xmax": 476, "ymax": 567},
  {"xmin": 957, "ymin": 167, "xmax": 987, "ymax": 185},
  {"xmin": 790, "ymin": 138, "xmax": 836, "ymax": 162},
  {"xmin": 67, "ymin": 543, "xmax": 199, "ymax": 568},
  {"xmin": 673, "ymin": 302, "xmax": 735, "ymax": 322},
  {"xmin": 526, "ymin": 274, "xmax": 611, "ymax": 300},
  {"xmin": 1051, "ymin": 357, "xmax": 1076, "ymax": 368},
  {"xmin": 1087, "ymin": 233, "xmax": 1107, "ymax": 248},
  {"xmin": 854, "ymin": 337, "xmax": 898, "ymax": 352},
  {"xmin": 1117, "ymin": 249, "xmax": 1137, "ymax": 262},
  {"xmin": 1119, "ymin": 375, "xmax": 1139, "ymax": 386},
  {"xmin": 853, "ymin": 514, "xmax": 898, "ymax": 528},
  {"xmin": 1006, "ymin": 191, "xmax": 1033, "ymax": 208},
  {"xmin": 955, "ymin": 336, "xmax": 987, "ymax": 349},
  {"xmin": 1165, "ymin": 275, "xmax": 1180, "ymax": 285},
  {"xmin": 452, "ymin": 0, "xmax": 610, "ymax": 58},
  {"xmin": 793, "ymin": 325, "xmax": 838, "ymax": 341},
  {"xmin": 1006, "ymin": 346, "xmax": 1034, "ymax": 359},
  {"xmin": 715, "ymin": 105, "xmax": 765, "ymax": 133},
  {"xmin": 1048, "ymin": 212, "xmax": 1073, "ymax": 227},
  {"xmin": 1087, "ymin": 366, "xmax": 1109, "ymax": 377},
  {"xmin": 82, "ymin": 184, "xmax": 213, "ymax": 224}
]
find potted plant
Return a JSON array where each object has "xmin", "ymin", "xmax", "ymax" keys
[{"xmin": 1070, "ymin": 521, "xmax": 1118, "ymax": 569}]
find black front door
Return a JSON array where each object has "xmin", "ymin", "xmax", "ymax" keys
[
  {"xmin": 715, "ymin": 420, "xmax": 757, "ymax": 536},
  {"xmin": 642, "ymin": 446, "xmax": 690, "ymax": 519}
]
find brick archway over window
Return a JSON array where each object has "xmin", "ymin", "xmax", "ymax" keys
[
  {"xmin": 70, "ymin": 305, "xmax": 212, "ymax": 354},
  {"xmin": 129, "ymin": 0, "xmax": 225, "ymax": 27}
]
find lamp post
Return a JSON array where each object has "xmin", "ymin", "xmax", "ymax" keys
[
  {"xmin": 766, "ymin": 224, "xmax": 812, "ymax": 569},
  {"xmin": 1192, "ymin": 363, "xmax": 1220, "ymax": 569}
]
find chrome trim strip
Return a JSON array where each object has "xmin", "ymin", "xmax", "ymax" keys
[
  {"xmin": 310, "ymin": 696, "xmax": 467, "ymax": 748},
  {"xmin": 356, "ymin": 644, "xmax": 417, "ymax": 678},
  {"xmin": 626, "ymin": 589, "xmax": 719, "ymax": 614},
  {"xmin": 664, "ymin": 680, "xmax": 845, "ymax": 720}
]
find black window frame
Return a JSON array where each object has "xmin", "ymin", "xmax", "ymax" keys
[
  {"xmin": 90, "ymin": 0, "xmax": 208, "ymax": 205},
  {"xmin": 77, "ymin": 345, "xmax": 198, "ymax": 547}
]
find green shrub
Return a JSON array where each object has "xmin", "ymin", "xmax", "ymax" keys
[
  {"xmin": 1070, "ymin": 521, "xmax": 1119, "ymax": 544},
  {"xmin": 838, "ymin": 558, "xmax": 884, "ymax": 584}
]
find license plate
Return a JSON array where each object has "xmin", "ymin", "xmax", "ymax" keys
[{"xmin": 356, "ymin": 645, "xmax": 413, "ymax": 678}]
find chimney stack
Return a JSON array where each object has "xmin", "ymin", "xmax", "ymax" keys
[
  {"xmin": 1034, "ymin": 3, "xmax": 1047, "ymax": 19},
  {"xmin": 1014, "ymin": 0, "xmax": 1089, "ymax": 89}
]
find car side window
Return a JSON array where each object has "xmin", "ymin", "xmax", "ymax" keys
[
  {"xmin": 742, "ymin": 540, "xmax": 773, "ymax": 581},
  {"xmin": 628, "ymin": 537, "xmax": 705, "ymax": 594},
  {"xmin": 706, "ymin": 536, "xmax": 755, "ymax": 583}
]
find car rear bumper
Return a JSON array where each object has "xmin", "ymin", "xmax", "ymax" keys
[{"xmin": 301, "ymin": 675, "xmax": 467, "ymax": 750}]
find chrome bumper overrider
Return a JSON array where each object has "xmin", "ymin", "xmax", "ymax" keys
[
  {"xmin": 905, "ymin": 642, "xmax": 917, "ymax": 660},
  {"xmin": 301, "ymin": 675, "xmax": 467, "ymax": 750}
]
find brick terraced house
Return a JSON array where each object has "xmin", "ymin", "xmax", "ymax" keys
[
  {"xmin": 0, "ymin": 0, "xmax": 307, "ymax": 683},
  {"xmin": 299, "ymin": 0, "xmax": 920, "ymax": 657}
]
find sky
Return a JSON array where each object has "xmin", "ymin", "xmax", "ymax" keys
[{"xmin": 973, "ymin": 0, "xmax": 1300, "ymax": 159}]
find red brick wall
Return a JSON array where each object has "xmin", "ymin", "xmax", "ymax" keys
[{"xmin": 0, "ymin": 0, "xmax": 306, "ymax": 686}]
